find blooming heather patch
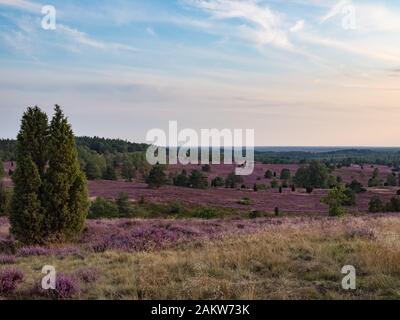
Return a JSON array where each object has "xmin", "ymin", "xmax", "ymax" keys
[
  {"xmin": 32, "ymin": 273, "xmax": 81, "ymax": 300},
  {"xmin": 81, "ymin": 218, "xmax": 291, "ymax": 253},
  {"xmin": 54, "ymin": 274, "xmax": 80, "ymax": 299},
  {"xmin": 74, "ymin": 268, "xmax": 99, "ymax": 284},
  {"xmin": 0, "ymin": 268, "xmax": 24, "ymax": 294},
  {"xmin": 17, "ymin": 246, "xmax": 49, "ymax": 257},
  {"xmin": 0, "ymin": 255, "xmax": 16, "ymax": 265},
  {"xmin": 0, "ymin": 217, "xmax": 8, "ymax": 227},
  {"xmin": 0, "ymin": 215, "xmax": 395, "ymax": 257},
  {"xmin": 17, "ymin": 246, "xmax": 81, "ymax": 258}
]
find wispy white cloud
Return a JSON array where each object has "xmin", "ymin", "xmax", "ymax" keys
[
  {"xmin": 186, "ymin": 0, "xmax": 294, "ymax": 50},
  {"xmin": 300, "ymin": 33, "xmax": 400, "ymax": 63},
  {"xmin": 0, "ymin": 0, "xmax": 42, "ymax": 13},
  {"xmin": 290, "ymin": 20, "xmax": 304, "ymax": 33},
  {"xmin": 320, "ymin": 0, "xmax": 350, "ymax": 23},
  {"xmin": 57, "ymin": 25, "xmax": 137, "ymax": 52}
]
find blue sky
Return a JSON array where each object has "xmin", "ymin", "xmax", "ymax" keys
[{"xmin": 0, "ymin": 0, "xmax": 399, "ymax": 146}]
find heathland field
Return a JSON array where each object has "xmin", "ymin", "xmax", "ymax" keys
[
  {"xmin": 4, "ymin": 162, "xmax": 397, "ymax": 215},
  {"xmin": 1, "ymin": 159, "xmax": 400, "ymax": 299}
]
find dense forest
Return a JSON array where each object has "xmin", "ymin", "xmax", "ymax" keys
[{"xmin": 0, "ymin": 137, "xmax": 150, "ymax": 181}]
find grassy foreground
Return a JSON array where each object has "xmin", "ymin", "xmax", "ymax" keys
[{"xmin": 4, "ymin": 215, "xmax": 400, "ymax": 300}]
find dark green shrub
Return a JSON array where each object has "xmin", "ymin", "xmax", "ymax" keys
[
  {"xmin": 280, "ymin": 169, "xmax": 291, "ymax": 180},
  {"xmin": 306, "ymin": 187, "xmax": 314, "ymax": 194},
  {"xmin": 271, "ymin": 179, "xmax": 279, "ymax": 189},
  {"xmin": 89, "ymin": 197, "xmax": 119, "ymax": 219},
  {"xmin": 264, "ymin": 170, "xmax": 273, "ymax": 179},
  {"xmin": 116, "ymin": 192, "xmax": 132, "ymax": 216},
  {"xmin": 368, "ymin": 168, "xmax": 381, "ymax": 187},
  {"xmin": 255, "ymin": 184, "xmax": 267, "ymax": 191},
  {"xmin": 368, "ymin": 197, "xmax": 384, "ymax": 213},
  {"xmin": 225, "ymin": 172, "xmax": 243, "ymax": 189},
  {"xmin": 168, "ymin": 202, "xmax": 185, "ymax": 215},
  {"xmin": 189, "ymin": 170, "xmax": 209, "ymax": 189},
  {"xmin": 174, "ymin": 170, "xmax": 190, "ymax": 187},
  {"xmin": 342, "ymin": 188, "xmax": 357, "ymax": 206},
  {"xmin": 249, "ymin": 210, "xmax": 263, "ymax": 219},
  {"xmin": 348, "ymin": 180, "xmax": 366, "ymax": 193},
  {"xmin": 193, "ymin": 207, "xmax": 218, "ymax": 219},
  {"xmin": 385, "ymin": 197, "xmax": 400, "ymax": 212},
  {"xmin": 146, "ymin": 163, "xmax": 167, "ymax": 189},
  {"xmin": 321, "ymin": 185, "xmax": 348, "ymax": 217},
  {"xmin": 211, "ymin": 176, "xmax": 224, "ymax": 188},
  {"xmin": 386, "ymin": 173, "xmax": 397, "ymax": 187},
  {"xmin": 237, "ymin": 197, "xmax": 252, "ymax": 205},
  {"xmin": 102, "ymin": 165, "xmax": 117, "ymax": 181}
]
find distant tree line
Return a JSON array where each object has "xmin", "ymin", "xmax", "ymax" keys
[{"xmin": 255, "ymin": 149, "xmax": 400, "ymax": 167}]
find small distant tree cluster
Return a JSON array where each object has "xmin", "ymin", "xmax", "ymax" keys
[
  {"xmin": 368, "ymin": 197, "xmax": 385, "ymax": 213},
  {"xmin": 368, "ymin": 168, "xmax": 382, "ymax": 187},
  {"xmin": 121, "ymin": 157, "xmax": 136, "ymax": 182},
  {"xmin": 321, "ymin": 185, "xmax": 350, "ymax": 217},
  {"xmin": 174, "ymin": 170, "xmax": 190, "ymax": 187},
  {"xmin": 172, "ymin": 169, "xmax": 209, "ymax": 189},
  {"xmin": 369, "ymin": 196, "xmax": 400, "ymax": 213},
  {"xmin": 189, "ymin": 170, "xmax": 209, "ymax": 189},
  {"xmin": 264, "ymin": 170, "xmax": 273, "ymax": 179},
  {"xmin": 146, "ymin": 163, "xmax": 167, "ymax": 189},
  {"xmin": 10, "ymin": 106, "xmax": 88, "ymax": 244},
  {"xmin": 225, "ymin": 172, "xmax": 243, "ymax": 189},
  {"xmin": 211, "ymin": 176, "xmax": 225, "ymax": 188},
  {"xmin": 294, "ymin": 161, "xmax": 329, "ymax": 190},
  {"xmin": 347, "ymin": 180, "xmax": 367, "ymax": 193},
  {"xmin": 385, "ymin": 173, "xmax": 397, "ymax": 187},
  {"xmin": 279, "ymin": 169, "xmax": 291, "ymax": 180}
]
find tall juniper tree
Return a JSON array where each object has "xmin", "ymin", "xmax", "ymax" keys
[
  {"xmin": 10, "ymin": 107, "xmax": 49, "ymax": 243},
  {"xmin": 43, "ymin": 105, "xmax": 88, "ymax": 242},
  {"xmin": 11, "ymin": 106, "xmax": 88, "ymax": 244}
]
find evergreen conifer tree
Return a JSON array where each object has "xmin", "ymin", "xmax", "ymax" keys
[
  {"xmin": 43, "ymin": 106, "xmax": 88, "ymax": 242},
  {"xmin": 10, "ymin": 107, "xmax": 49, "ymax": 243}
]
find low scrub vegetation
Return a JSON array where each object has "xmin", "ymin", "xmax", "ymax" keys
[{"xmin": 88, "ymin": 195, "xmax": 235, "ymax": 220}]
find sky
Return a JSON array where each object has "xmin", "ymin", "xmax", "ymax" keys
[{"xmin": 0, "ymin": 0, "xmax": 399, "ymax": 146}]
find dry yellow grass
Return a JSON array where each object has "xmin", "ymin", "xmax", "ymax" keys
[{"xmin": 4, "ymin": 215, "xmax": 400, "ymax": 300}]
